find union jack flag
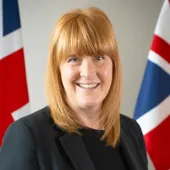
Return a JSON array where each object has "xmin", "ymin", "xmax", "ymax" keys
[
  {"xmin": 134, "ymin": 0, "xmax": 170, "ymax": 169},
  {"xmin": 0, "ymin": 0, "xmax": 30, "ymax": 145}
]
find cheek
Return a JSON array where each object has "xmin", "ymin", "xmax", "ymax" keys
[
  {"xmin": 102, "ymin": 64, "xmax": 113, "ymax": 83},
  {"xmin": 103, "ymin": 69, "xmax": 112, "ymax": 78},
  {"xmin": 60, "ymin": 65, "xmax": 79, "ymax": 87}
]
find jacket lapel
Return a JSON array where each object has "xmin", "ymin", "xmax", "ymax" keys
[
  {"xmin": 120, "ymin": 130, "xmax": 145, "ymax": 170},
  {"xmin": 59, "ymin": 133, "xmax": 96, "ymax": 170},
  {"xmin": 59, "ymin": 131, "xmax": 144, "ymax": 170}
]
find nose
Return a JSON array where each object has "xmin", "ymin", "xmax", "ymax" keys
[{"xmin": 80, "ymin": 57, "xmax": 97, "ymax": 78}]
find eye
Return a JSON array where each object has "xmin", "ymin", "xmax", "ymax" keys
[
  {"xmin": 67, "ymin": 56, "xmax": 80, "ymax": 63},
  {"xmin": 96, "ymin": 56, "xmax": 105, "ymax": 60}
]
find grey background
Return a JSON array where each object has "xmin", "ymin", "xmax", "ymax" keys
[{"xmin": 1, "ymin": 0, "xmax": 164, "ymax": 169}]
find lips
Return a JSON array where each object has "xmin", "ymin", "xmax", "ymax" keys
[{"xmin": 76, "ymin": 83, "xmax": 100, "ymax": 89}]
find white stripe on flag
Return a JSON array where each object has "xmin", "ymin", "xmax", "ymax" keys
[
  {"xmin": 11, "ymin": 103, "xmax": 30, "ymax": 120},
  {"xmin": 148, "ymin": 50, "xmax": 170, "ymax": 75},
  {"xmin": 154, "ymin": 0, "xmax": 170, "ymax": 44},
  {"xmin": 137, "ymin": 95, "xmax": 170, "ymax": 135},
  {"xmin": 1, "ymin": 28, "xmax": 23, "ymax": 60}
]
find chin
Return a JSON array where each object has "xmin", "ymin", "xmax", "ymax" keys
[{"xmin": 78, "ymin": 101, "xmax": 101, "ymax": 109}]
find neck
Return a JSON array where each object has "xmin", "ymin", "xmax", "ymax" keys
[{"xmin": 73, "ymin": 105, "xmax": 103, "ymax": 130}]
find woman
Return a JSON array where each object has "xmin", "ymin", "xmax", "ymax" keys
[{"xmin": 0, "ymin": 7, "xmax": 148, "ymax": 170}]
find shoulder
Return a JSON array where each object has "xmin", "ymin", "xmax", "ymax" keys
[
  {"xmin": 120, "ymin": 113, "xmax": 142, "ymax": 133},
  {"xmin": 9, "ymin": 106, "xmax": 57, "ymax": 134},
  {"xmin": 1, "ymin": 106, "xmax": 50, "ymax": 143},
  {"xmin": 120, "ymin": 114, "xmax": 144, "ymax": 149},
  {"xmin": 0, "ymin": 107, "xmax": 51, "ymax": 170},
  {"xmin": 18, "ymin": 106, "xmax": 52, "ymax": 127},
  {"xmin": 0, "ymin": 106, "xmax": 58, "ymax": 170},
  {"xmin": 120, "ymin": 113, "xmax": 136, "ymax": 124},
  {"xmin": 120, "ymin": 113, "xmax": 144, "ymax": 142},
  {"xmin": 1, "ymin": 106, "xmax": 57, "ymax": 148},
  {"xmin": 120, "ymin": 114, "xmax": 148, "ymax": 166}
]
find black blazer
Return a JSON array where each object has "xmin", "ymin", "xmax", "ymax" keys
[{"xmin": 0, "ymin": 106, "xmax": 148, "ymax": 170}]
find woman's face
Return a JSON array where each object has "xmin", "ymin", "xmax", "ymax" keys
[{"xmin": 60, "ymin": 55, "xmax": 113, "ymax": 111}]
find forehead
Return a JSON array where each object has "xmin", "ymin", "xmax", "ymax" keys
[{"xmin": 55, "ymin": 15, "xmax": 117, "ymax": 65}]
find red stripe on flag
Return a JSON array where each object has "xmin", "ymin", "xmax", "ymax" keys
[
  {"xmin": 151, "ymin": 34, "xmax": 170, "ymax": 64},
  {"xmin": 0, "ymin": 49, "xmax": 29, "ymax": 145},
  {"xmin": 144, "ymin": 115, "xmax": 170, "ymax": 170}
]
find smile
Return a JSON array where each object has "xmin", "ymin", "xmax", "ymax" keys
[{"xmin": 76, "ymin": 83, "xmax": 99, "ymax": 89}]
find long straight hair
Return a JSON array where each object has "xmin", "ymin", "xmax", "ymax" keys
[{"xmin": 46, "ymin": 7, "xmax": 122, "ymax": 147}]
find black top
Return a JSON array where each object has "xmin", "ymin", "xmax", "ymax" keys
[
  {"xmin": 0, "ymin": 106, "xmax": 148, "ymax": 170},
  {"xmin": 80, "ymin": 128, "xmax": 128, "ymax": 170}
]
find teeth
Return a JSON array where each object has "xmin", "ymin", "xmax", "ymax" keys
[{"xmin": 77, "ymin": 83, "xmax": 98, "ymax": 89}]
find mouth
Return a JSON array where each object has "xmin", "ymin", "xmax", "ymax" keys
[{"xmin": 76, "ymin": 83, "xmax": 100, "ymax": 89}]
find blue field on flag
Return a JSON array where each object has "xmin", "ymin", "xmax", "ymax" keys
[
  {"xmin": 134, "ymin": 60, "xmax": 170, "ymax": 120},
  {"xmin": 3, "ymin": 0, "xmax": 21, "ymax": 36}
]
